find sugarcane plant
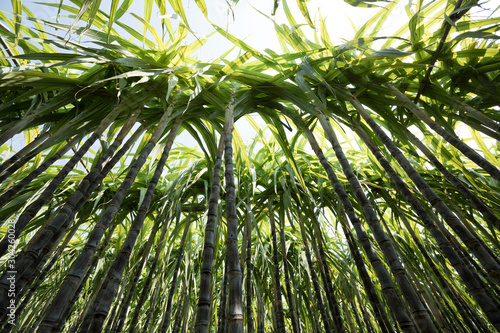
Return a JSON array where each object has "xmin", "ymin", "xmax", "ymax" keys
[{"xmin": 0, "ymin": 0, "xmax": 500, "ymax": 331}]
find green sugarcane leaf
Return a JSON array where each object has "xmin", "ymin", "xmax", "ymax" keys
[
  {"xmin": 22, "ymin": 5, "xmax": 47, "ymax": 40},
  {"xmin": 131, "ymin": 13, "xmax": 165, "ymax": 51},
  {"xmin": 296, "ymin": 0, "xmax": 315, "ymax": 29},
  {"xmin": 11, "ymin": 0, "xmax": 22, "ymax": 43},
  {"xmin": 70, "ymin": 0, "xmax": 92, "ymax": 30},
  {"xmin": 86, "ymin": 0, "xmax": 102, "ymax": 31},
  {"xmin": 370, "ymin": 47, "xmax": 414, "ymax": 57},
  {"xmin": 107, "ymin": 0, "xmax": 120, "ymax": 42},
  {"xmin": 168, "ymin": 0, "xmax": 190, "ymax": 29},
  {"xmin": 0, "ymin": 71, "xmax": 82, "ymax": 87},
  {"xmin": 194, "ymin": 0, "xmax": 208, "ymax": 20},
  {"xmin": 145, "ymin": 0, "xmax": 153, "ymax": 23},
  {"xmin": 115, "ymin": 0, "xmax": 134, "ymax": 21},
  {"xmin": 345, "ymin": 0, "xmax": 389, "ymax": 8},
  {"xmin": 454, "ymin": 31, "xmax": 500, "ymax": 41}
]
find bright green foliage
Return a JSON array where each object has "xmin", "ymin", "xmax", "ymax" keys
[{"xmin": 0, "ymin": 0, "xmax": 499, "ymax": 332}]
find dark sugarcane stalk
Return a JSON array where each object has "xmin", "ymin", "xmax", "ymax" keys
[
  {"xmin": 303, "ymin": 126, "xmax": 416, "ymax": 332},
  {"xmin": 459, "ymin": 244, "xmax": 500, "ymax": 300},
  {"xmin": 341, "ymin": 278, "xmax": 357, "ymax": 333},
  {"xmin": 310, "ymin": 218, "xmax": 345, "ymax": 332},
  {"xmin": 403, "ymin": 128, "xmax": 500, "ymax": 232},
  {"xmin": 207, "ymin": 204, "xmax": 223, "ymax": 333},
  {"xmin": 396, "ymin": 211, "xmax": 481, "ymax": 333},
  {"xmin": 297, "ymin": 212, "xmax": 332, "ymax": 332},
  {"xmin": 141, "ymin": 273, "xmax": 161, "ymax": 333},
  {"xmin": 157, "ymin": 214, "xmax": 193, "ymax": 332},
  {"xmin": 130, "ymin": 213, "xmax": 189, "ymax": 333},
  {"xmin": 317, "ymin": 113, "xmax": 434, "ymax": 332},
  {"xmin": 434, "ymin": 207, "xmax": 500, "ymax": 300},
  {"xmin": 13, "ymin": 211, "xmax": 76, "ymax": 306},
  {"xmin": 256, "ymin": 281, "xmax": 264, "ymax": 333},
  {"xmin": 374, "ymin": 204, "xmax": 441, "ymax": 331},
  {"xmin": 111, "ymin": 219, "xmax": 160, "ymax": 333},
  {"xmin": 173, "ymin": 289, "xmax": 187, "ymax": 333},
  {"xmin": 245, "ymin": 202, "xmax": 254, "ymax": 333},
  {"xmin": 222, "ymin": 92, "xmax": 244, "ymax": 333},
  {"xmin": 0, "ymin": 131, "xmax": 49, "ymax": 175},
  {"xmin": 56, "ymin": 128, "xmax": 149, "ymax": 330},
  {"xmin": 0, "ymin": 223, "xmax": 79, "ymax": 332},
  {"xmin": 35, "ymin": 110, "xmax": 173, "ymax": 332},
  {"xmin": 123, "ymin": 223, "xmax": 160, "ymax": 333},
  {"xmin": 0, "ymin": 108, "xmax": 123, "ymax": 260},
  {"xmin": 448, "ymin": 203, "xmax": 500, "ymax": 267},
  {"xmin": 0, "ymin": 134, "xmax": 82, "ymax": 208},
  {"xmin": 351, "ymin": 121, "xmax": 500, "ymax": 328},
  {"xmin": 2, "ymin": 120, "xmax": 143, "ymax": 326},
  {"xmin": 270, "ymin": 279, "xmax": 278, "ymax": 331},
  {"xmin": 4, "ymin": 106, "xmax": 120, "ymax": 248},
  {"xmin": 390, "ymin": 85, "xmax": 500, "ymax": 183},
  {"xmin": 0, "ymin": 104, "xmax": 97, "ymax": 184},
  {"xmin": 108, "ymin": 280, "xmax": 130, "ymax": 333},
  {"xmin": 65, "ymin": 223, "xmax": 120, "ymax": 333},
  {"xmin": 0, "ymin": 121, "xmax": 122, "ymax": 307},
  {"xmin": 71, "ymin": 224, "xmax": 121, "ymax": 333},
  {"xmin": 356, "ymin": 95, "xmax": 500, "ymax": 276},
  {"xmin": 436, "ymin": 211, "xmax": 500, "ymax": 315},
  {"xmin": 14, "ymin": 223, "xmax": 78, "ymax": 315},
  {"xmin": 348, "ymin": 96, "xmax": 500, "ymax": 286},
  {"xmin": 18, "ymin": 227, "xmax": 85, "ymax": 332},
  {"xmin": 240, "ymin": 210, "xmax": 248, "ymax": 277},
  {"xmin": 218, "ymin": 262, "xmax": 228, "ymax": 333},
  {"xmin": 269, "ymin": 201, "xmax": 286, "ymax": 333},
  {"xmin": 340, "ymin": 219, "xmax": 394, "ymax": 333},
  {"xmin": 3, "ymin": 123, "xmax": 148, "ymax": 304},
  {"xmin": 279, "ymin": 209, "xmax": 299, "ymax": 333},
  {"xmin": 86, "ymin": 119, "xmax": 181, "ymax": 332},
  {"xmin": 74, "ymin": 251, "xmax": 117, "ymax": 333},
  {"xmin": 194, "ymin": 133, "xmax": 225, "ymax": 333}
]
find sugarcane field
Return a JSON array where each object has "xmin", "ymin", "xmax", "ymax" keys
[{"xmin": 1, "ymin": 0, "xmax": 500, "ymax": 331}]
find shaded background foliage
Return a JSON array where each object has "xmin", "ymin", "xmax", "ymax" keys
[{"xmin": 0, "ymin": 0, "xmax": 500, "ymax": 331}]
